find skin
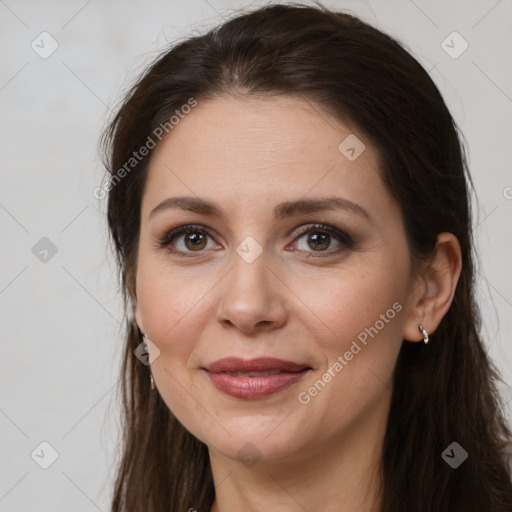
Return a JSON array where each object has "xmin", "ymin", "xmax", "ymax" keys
[{"xmin": 134, "ymin": 95, "xmax": 462, "ymax": 512}]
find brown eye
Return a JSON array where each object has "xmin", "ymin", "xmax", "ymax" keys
[
  {"xmin": 293, "ymin": 223, "xmax": 354, "ymax": 255},
  {"xmin": 183, "ymin": 232, "xmax": 207, "ymax": 251},
  {"xmin": 158, "ymin": 225, "xmax": 217, "ymax": 255},
  {"xmin": 305, "ymin": 232, "xmax": 330, "ymax": 251}
]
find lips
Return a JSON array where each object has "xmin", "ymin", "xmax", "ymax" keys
[
  {"xmin": 202, "ymin": 357, "xmax": 312, "ymax": 399},
  {"xmin": 204, "ymin": 357, "xmax": 309, "ymax": 373},
  {"xmin": 222, "ymin": 370, "xmax": 283, "ymax": 377}
]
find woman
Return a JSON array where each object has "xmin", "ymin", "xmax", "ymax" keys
[{"xmin": 101, "ymin": 3, "xmax": 512, "ymax": 511}]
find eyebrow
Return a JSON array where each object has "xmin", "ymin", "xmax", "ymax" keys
[{"xmin": 149, "ymin": 196, "xmax": 371, "ymax": 221}]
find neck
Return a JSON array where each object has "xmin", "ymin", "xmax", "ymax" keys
[{"xmin": 208, "ymin": 398, "xmax": 388, "ymax": 512}]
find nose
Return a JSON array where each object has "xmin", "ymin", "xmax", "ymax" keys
[{"xmin": 215, "ymin": 248, "xmax": 288, "ymax": 334}]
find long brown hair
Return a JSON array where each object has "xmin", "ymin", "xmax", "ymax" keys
[{"xmin": 101, "ymin": 3, "xmax": 512, "ymax": 510}]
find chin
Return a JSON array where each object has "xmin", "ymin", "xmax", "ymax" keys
[{"xmin": 190, "ymin": 416, "xmax": 316, "ymax": 465}]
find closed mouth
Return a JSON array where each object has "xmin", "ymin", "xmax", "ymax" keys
[{"xmin": 203, "ymin": 357, "xmax": 311, "ymax": 374}]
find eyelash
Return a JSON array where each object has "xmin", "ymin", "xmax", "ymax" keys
[{"xmin": 157, "ymin": 223, "xmax": 354, "ymax": 258}]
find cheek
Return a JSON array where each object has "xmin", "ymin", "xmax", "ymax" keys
[
  {"xmin": 299, "ymin": 260, "xmax": 406, "ymax": 415},
  {"xmin": 135, "ymin": 260, "xmax": 207, "ymax": 362},
  {"xmin": 293, "ymin": 259, "xmax": 407, "ymax": 411},
  {"xmin": 135, "ymin": 265, "xmax": 211, "ymax": 432},
  {"xmin": 303, "ymin": 259, "xmax": 406, "ymax": 350},
  {"xmin": 290, "ymin": 267, "xmax": 405, "ymax": 437}
]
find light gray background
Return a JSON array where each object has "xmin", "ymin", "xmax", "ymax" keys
[{"xmin": 1, "ymin": 0, "xmax": 511, "ymax": 510}]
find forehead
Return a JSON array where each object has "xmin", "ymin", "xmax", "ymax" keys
[{"xmin": 143, "ymin": 95, "xmax": 393, "ymax": 222}]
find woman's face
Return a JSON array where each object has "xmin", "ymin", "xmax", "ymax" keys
[{"xmin": 134, "ymin": 95, "xmax": 416, "ymax": 464}]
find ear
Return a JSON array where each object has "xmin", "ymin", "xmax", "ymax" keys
[
  {"xmin": 127, "ymin": 265, "xmax": 144, "ymax": 334},
  {"xmin": 403, "ymin": 232, "xmax": 462, "ymax": 342},
  {"xmin": 133, "ymin": 300, "xmax": 145, "ymax": 335}
]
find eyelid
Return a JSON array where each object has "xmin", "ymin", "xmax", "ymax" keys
[
  {"xmin": 157, "ymin": 222, "xmax": 354, "ymax": 256},
  {"xmin": 156, "ymin": 224, "xmax": 218, "ymax": 256},
  {"xmin": 291, "ymin": 223, "xmax": 354, "ymax": 249}
]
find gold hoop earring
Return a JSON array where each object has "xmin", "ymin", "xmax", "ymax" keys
[
  {"xmin": 150, "ymin": 373, "xmax": 155, "ymax": 390},
  {"xmin": 418, "ymin": 324, "xmax": 429, "ymax": 345}
]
